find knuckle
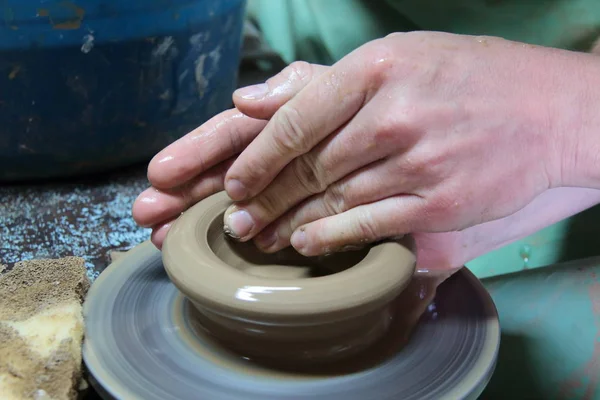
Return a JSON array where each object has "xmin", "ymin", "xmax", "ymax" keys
[
  {"xmin": 374, "ymin": 107, "xmax": 419, "ymax": 147},
  {"xmin": 373, "ymin": 118, "xmax": 401, "ymax": 146},
  {"xmin": 285, "ymin": 61, "xmax": 315, "ymax": 83},
  {"xmin": 397, "ymin": 155, "xmax": 427, "ymax": 176},
  {"xmin": 384, "ymin": 32, "xmax": 405, "ymax": 40},
  {"xmin": 240, "ymin": 156, "xmax": 271, "ymax": 186},
  {"xmin": 426, "ymin": 192, "xmax": 458, "ymax": 221},
  {"xmin": 322, "ymin": 183, "xmax": 347, "ymax": 215},
  {"xmin": 226, "ymin": 120, "xmax": 245, "ymax": 154},
  {"xmin": 397, "ymin": 150, "xmax": 447, "ymax": 179},
  {"xmin": 263, "ymin": 61, "xmax": 320, "ymax": 102},
  {"xmin": 424, "ymin": 154, "xmax": 448, "ymax": 174},
  {"xmin": 279, "ymin": 215, "xmax": 296, "ymax": 238},
  {"xmin": 291, "ymin": 153, "xmax": 327, "ymax": 195},
  {"xmin": 355, "ymin": 209, "xmax": 379, "ymax": 242},
  {"xmin": 285, "ymin": 216, "xmax": 306, "ymax": 242},
  {"xmin": 364, "ymin": 39, "xmax": 393, "ymax": 62},
  {"xmin": 254, "ymin": 192, "xmax": 284, "ymax": 220},
  {"xmin": 176, "ymin": 184, "xmax": 194, "ymax": 208},
  {"xmin": 410, "ymin": 150, "xmax": 449, "ymax": 178},
  {"xmin": 361, "ymin": 41, "xmax": 394, "ymax": 81},
  {"xmin": 209, "ymin": 177, "xmax": 220, "ymax": 197},
  {"xmin": 272, "ymin": 104, "xmax": 314, "ymax": 154}
]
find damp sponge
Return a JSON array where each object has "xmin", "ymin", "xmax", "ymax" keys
[{"xmin": 0, "ymin": 257, "xmax": 90, "ymax": 400}]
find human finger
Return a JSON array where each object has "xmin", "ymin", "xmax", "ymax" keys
[
  {"xmin": 133, "ymin": 158, "xmax": 233, "ymax": 227},
  {"xmin": 233, "ymin": 62, "xmax": 329, "ymax": 120},
  {"xmin": 222, "ymin": 85, "xmax": 421, "ymax": 241},
  {"xmin": 225, "ymin": 43, "xmax": 391, "ymax": 201},
  {"xmin": 222, "ymin": 113, "xmax": 400, "ymax": 240},
  {"xmin": 150, "ymin": 219, "xmax": 175, "ymax": 250},
  {"xmin": 147, "ymin": 109, "xmax": 267, "ymax": 190},
  {"xmin": 289, "ymin": 195, "xmax": 424, "ymax": 256},
  {"xmin": 252, "ymin": 158, "xmax": 419, "ymax": 251}
]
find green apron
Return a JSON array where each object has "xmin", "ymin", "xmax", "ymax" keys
[{"xmin": 248, "ymin": 0, "xmax": 600, "ymax": 64}]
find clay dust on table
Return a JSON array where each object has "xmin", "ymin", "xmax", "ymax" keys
[{"xmin": 0, "ymin": 166, "xmax": 151, "ymax": 281}]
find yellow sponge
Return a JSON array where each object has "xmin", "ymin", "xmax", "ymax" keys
[{"xmin": 0, "ymin": 257, "xmax": 90, "ymax": 400}]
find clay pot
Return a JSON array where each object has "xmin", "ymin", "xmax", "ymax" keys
[{"xmin": 162, "ymin": 191, "xmax": 416, "ymax": 365}]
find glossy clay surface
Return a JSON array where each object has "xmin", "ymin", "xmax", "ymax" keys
[
  {"xmin": 83, "ymin": 241, "xmax": 500, "ymax": 399},
  {"xmin": 161, "ymin": 191, "xmax": 417, "ymax": 362},
  {"xmin": 162, "ymin": 191, "xmax": 416, "ymax": 316}
]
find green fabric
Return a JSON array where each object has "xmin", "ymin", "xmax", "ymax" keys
[{"xmin": 248, "ymin": 0, "xmax": 600, "ymax": 65}]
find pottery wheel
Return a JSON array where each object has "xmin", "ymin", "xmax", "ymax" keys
[{"xmin": 83, "ymin": 241, "xmax": 500, "ymax": 400}]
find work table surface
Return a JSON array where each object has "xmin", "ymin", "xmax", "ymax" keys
[{"xmin": 1, "ymin": 165, "xmax": 151, "ymax": 280}]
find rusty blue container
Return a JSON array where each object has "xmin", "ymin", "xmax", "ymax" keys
[{"xmin": 0, "ymin": 0, "xmax": 247, "ymax": 181}]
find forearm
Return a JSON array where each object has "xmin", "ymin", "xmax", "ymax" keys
[
  {"xmin": 459, "ymin": 187, "xmax": 600, "ymax": 263},
  {"xmin": 553, "ymin": 51, "xmax": 600, "ymax": 189},
  {"xmin": 459, "ymin": 48, "xmax": 600, "ymax": 261}
]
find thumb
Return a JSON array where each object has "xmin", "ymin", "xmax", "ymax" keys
[{"xmin": 233, "ymin": 62, "xmax": 329, "ymax": 120}]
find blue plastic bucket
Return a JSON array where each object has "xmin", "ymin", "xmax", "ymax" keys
[{"xmin": 0, "ymin": 0, "xmax": 247, "ymax": 181}]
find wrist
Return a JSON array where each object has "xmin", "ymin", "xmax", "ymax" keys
[
  {"xmin": 551, "ymin": 51, "xmax": 600, "ymax": 189},
  {"xmin": 457, "ymin": 187, "xmax": 600, "ymax": 265}
]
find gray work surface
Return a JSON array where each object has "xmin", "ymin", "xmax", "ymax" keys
[{"xmin": 0, "ymin": 165, "xmax": 151, "ymax": 280}]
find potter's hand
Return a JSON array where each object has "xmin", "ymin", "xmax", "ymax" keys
[
  {"xmin": 221, "ymin": 31, "xmax": 593, "ymax": 256},
  {"xmin": 413, "ymin": 188, "xmax": 600, "ymax": 270},
  {"xmin": 132, "ymin": 63, "xmax": 328, "ymax": 248}
]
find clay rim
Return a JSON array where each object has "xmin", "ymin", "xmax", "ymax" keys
[{"xmin": 162, "ymin": 191, "xmax": 417, "ymax": 319}]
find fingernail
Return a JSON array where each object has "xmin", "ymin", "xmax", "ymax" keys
[
  {"xmin": 234, "ymin": 83, "xmax": 269, "ymax": 100},
  {"xmin": 138, "ymin": 194, "xmax": 158, "ymax": 204},
  {"xmin": 224, "ymin": 208, "xmax": 254, "ymax": 239},
  {"xmin": 291, "ymin": 229, "xmax": 307, "ymax": 251},
  {"xmin": 255, "ymin": 230, "xmax": 278, "ymax": 250},
  {"xmin": 156, "ymin": 155, "xmax": 174, "ymax": 164},
  {"xmin": 225, "ymin": 179, "xmax": 248, "ymax": 201}
]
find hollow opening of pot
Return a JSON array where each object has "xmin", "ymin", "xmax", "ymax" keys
[{"xmin": 207, "ymin": 212, "xmax": 369, "ymax": 279}]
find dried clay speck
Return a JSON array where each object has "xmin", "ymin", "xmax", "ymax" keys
[{"xmin": 0, "ymin": 166, "xmax": 152, "ymax": 280}]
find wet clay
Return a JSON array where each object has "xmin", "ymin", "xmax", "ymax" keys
[
  {"xmin": 162, "ymin": 191, "xmax": 417, "ymax": 363},
  {"xmin": 182, "ymin": 267, "xmax": 458, "ymax": 374},
  {"xmin": 84, "ymin": 240, "xmax": 500, "ymax": 399}
]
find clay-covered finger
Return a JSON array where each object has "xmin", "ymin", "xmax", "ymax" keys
[
  {"xmin": 147, "ymin": 109, "xmax": 267, "ymax": 190},
  {"xmin": 253, "ymin": 159, "xmax": 420, "ymax": 252},
  {"xmin": 224, "ymin": 48, "xmax": 390, "ymax": 201},
  {"xmin": 133, "ymin": 159, "xmax": 233, "ymax": 228},
  {"xmin": 233, "ymin": 62, "xmax": 329, "ymax": 120},
  {"xmin": 289, "ymin": 196, "xmax": 424, "ymax": 256}
]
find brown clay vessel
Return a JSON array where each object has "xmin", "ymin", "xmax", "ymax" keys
[{"xmin": 162, "ymin": 191, "xmax": 416, "ymax": 364}]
